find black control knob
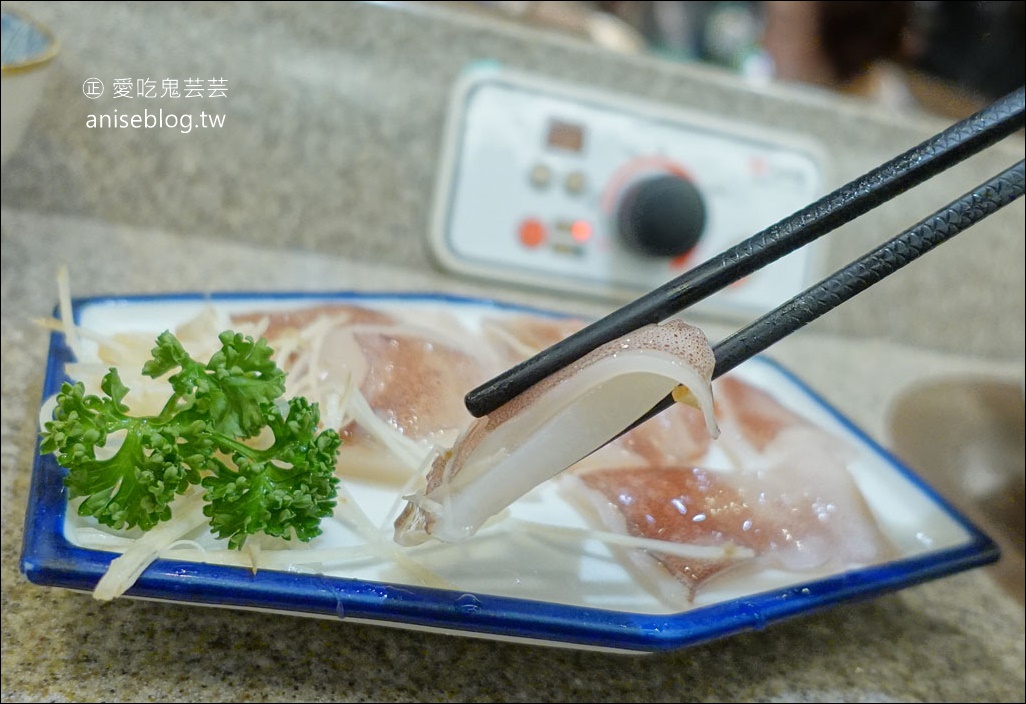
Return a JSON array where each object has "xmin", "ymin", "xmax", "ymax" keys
[{"xmin": 616, "ymin": 174, "xmax": 706, "ymax": 257}]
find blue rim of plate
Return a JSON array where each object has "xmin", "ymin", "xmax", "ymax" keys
[{"xmin": 20, "ymin": 290, "xmax": 1000, "ymax": 653}]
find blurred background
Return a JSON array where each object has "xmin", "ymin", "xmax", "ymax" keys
[
  {"xmin": 1, "ymin": 0, "xmax": 1022, "ymax": 356},
  {"xmin": 434, "ymin": 1, "xmax": 1025, "ymax": 119}
]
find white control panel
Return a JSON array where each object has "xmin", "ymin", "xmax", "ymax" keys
[{"xmin": 430, "ymin": 66, "xmax": 829, "ymax": 318}]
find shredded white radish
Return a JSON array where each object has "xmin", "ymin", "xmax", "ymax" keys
[
  {"xmin": 509, "ymin": 519, "xmax": 756, "ymax": 562},
  {"xmin": 345, "ymin": 386, "xmax": 430, "ymax": 472},
  {"xmin": 35, "ymin": 316, "xmax": 137, "ymax": 361},
  {"xmin": 331, "ymin": 482, "xmax": 454, "ymax": 589},
  {"xmin": 93, "ymin": 491, "xmax": 210, "ymax": 601},
  {"xmin": 56, "ymin": 265, "xmax": 83, "ymax": 360},
  {"xmin": 158, "ymin": 544, "xmax": 378, "ymax": 569},
  {"xmin": 67, "ymin": 527, "xmax": 137, "ymax": 551}
]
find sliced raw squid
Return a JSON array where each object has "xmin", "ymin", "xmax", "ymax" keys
[
  {"xmin": 231, "ymin": 304, "xmax": 502, "ymax": 474},
  {"xmin": 560, "ymin": 376, "xmax": 898, "ymax": 603},
  {"xmin": 393, "ymin": 319, "xmax": 719, "ymax": 545},
  {"xmin": 233, "ymin": 301, "xmax": 894, "ymax": 606},
  {"xmin": 561, "ymin": 465, "xmax": 760, "ymax": 605}
]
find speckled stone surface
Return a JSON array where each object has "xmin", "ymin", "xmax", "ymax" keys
[
  {"xmin": 2, "ymin": 209, "xmax": 1024, "ymax": 703},
  {"xmin": 1, "ymin": 2, "xmax": 1024, "ymax": 701},
  {"xmin": 0, "ymin": 1, "xmax": 1023, "ymax": 360}
]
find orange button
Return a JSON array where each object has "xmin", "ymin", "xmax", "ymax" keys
[
  {"xmin": 519, "ymin": 218, "xmax": 547, "ymax": 248},
  {"xmin": 570, "ymin": 219, "xmax": 591, "ymax": 243}
]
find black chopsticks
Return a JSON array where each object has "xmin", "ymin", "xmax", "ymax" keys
[
  {"xmin": 465, "ymin": 86, "xmax": 1026, "ymax": 419},
  {"xmin": 623, "ymin": 158, "xmax": 1025, "ymax": 433}
]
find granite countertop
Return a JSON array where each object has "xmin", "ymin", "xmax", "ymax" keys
[
  {"xmin": 2, "ymin": 1, "xmax": 1023, "ymax": 699},
  {"xmin": 2, "ymin": 209, "xmax": 1023, "ymax": 702}
]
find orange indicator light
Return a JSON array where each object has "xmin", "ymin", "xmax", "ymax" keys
[
  {"xmin": 570, "ymin": 220, "xmax": 592, "ymax": 243},
  {"xmin": 519, "ymin": 218, "xmax": 547, "ymax": 248}
]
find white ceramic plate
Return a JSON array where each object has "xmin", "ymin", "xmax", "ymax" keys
[{"xmin": 21, "ymin": 292, "xmax": 998, "ymax": 653}]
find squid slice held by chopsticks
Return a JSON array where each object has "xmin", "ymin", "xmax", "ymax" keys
[{"xmin": 393, "ymin": 319, "xmax": 719, "ymax": 546}]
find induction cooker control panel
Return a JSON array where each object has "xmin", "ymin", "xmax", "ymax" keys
[{"xmin": 430, "ymin": 67, "xmax": 828, "ymax": 317}]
